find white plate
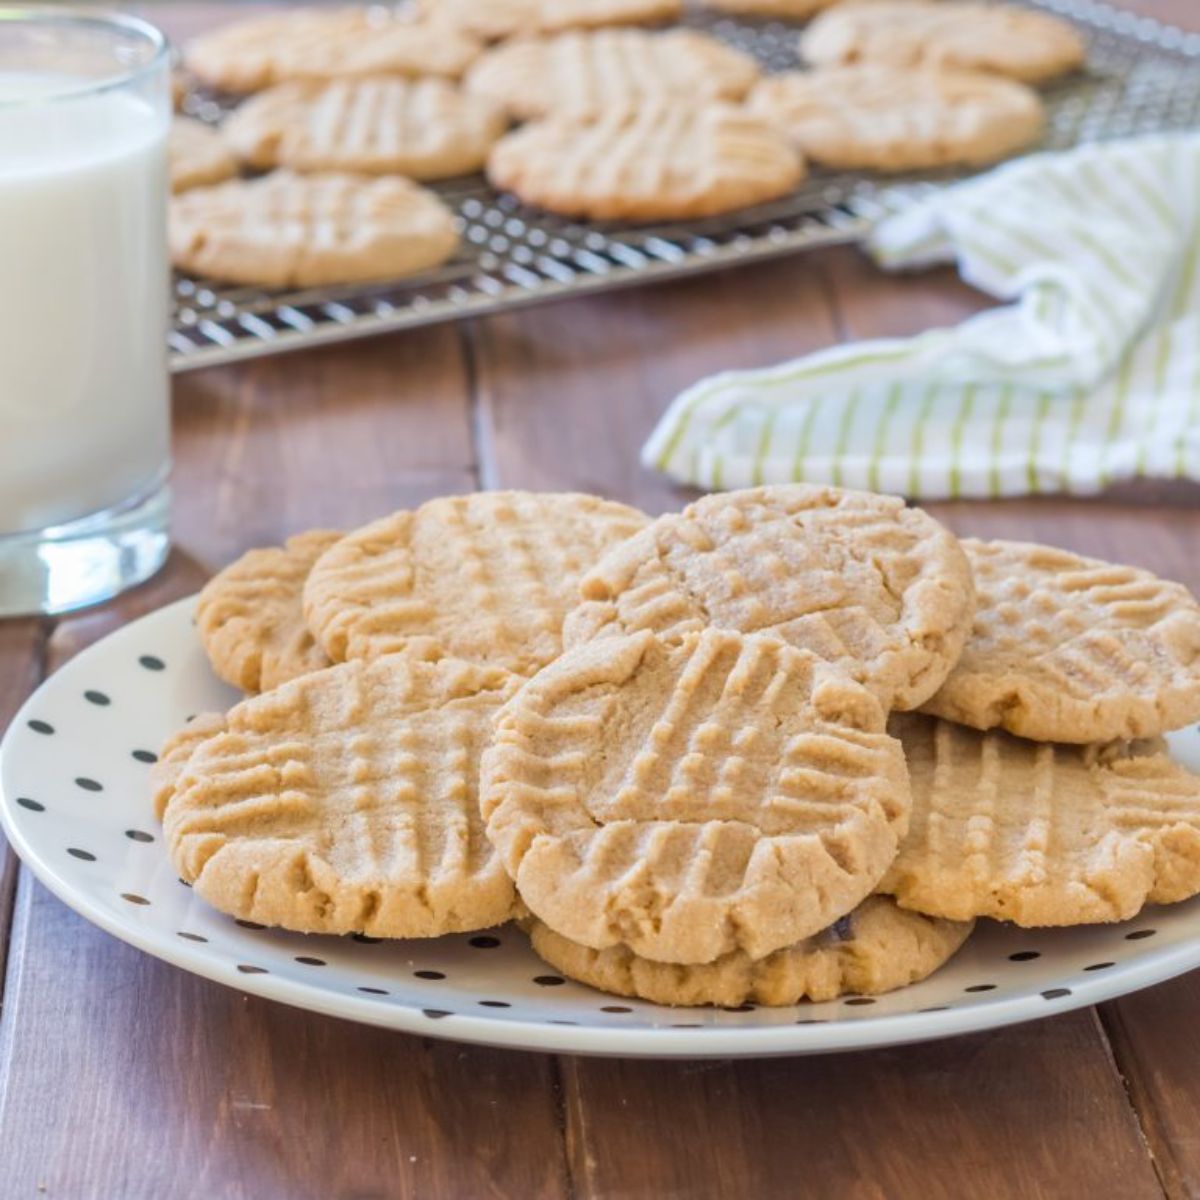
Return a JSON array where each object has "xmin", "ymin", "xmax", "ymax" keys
[{"xmin": 3, "ymin": 596, "xmax": 1200, "ymax": 1058}]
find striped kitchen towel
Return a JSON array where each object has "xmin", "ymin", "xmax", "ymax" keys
[{"xmin": 642, "ymin": 133, "xmax": 1200, "ymax": 498}]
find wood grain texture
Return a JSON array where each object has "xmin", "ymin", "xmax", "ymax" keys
[
  {"xmin": 0, "ymin": 329, "xmax": 572, "ymax": 1200},
  {"xmin": 0, "ymin": 875, "xmax": 565, "ymax": 1200},
  {"xmin": 1102, "ymin": 979, "xmax": 1200, "ymax": 1200},
  {"xmin": 562, "ymin": 1012, "xmax": 1163, "ymax": 1200},
  {"xmin": 469, "ymin": 257, "xmax": 839, "ymax": 512},
  {"xmin": 0, "ymin": 620, "xmax": 45, "ymax": 999}
]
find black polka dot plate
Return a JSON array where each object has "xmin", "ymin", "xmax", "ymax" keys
[{"xmin": 4, "ymin": 596, "xmax": 1200, "ymax": 1058}]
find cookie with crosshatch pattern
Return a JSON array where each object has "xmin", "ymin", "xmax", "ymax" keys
[
  {"xmin": 161, "ymin": 654, "xmax": 521, "ymax": 936},
  {"xmin": 883, "ymin": 714, "xmax": 1200, "ymax": 926},
  {"xmin": 487, "ymin": 102, "xmax": 804, "ymax": 222},
  {"xmin": 563, "ymin": 484, "xmax": 975, "ymax": 712},
  {"xmin": 168, "ymin": 117, "xmax": 238, "ymax": 194},
  {"xmin": 303, "ymin": 492, "xmax": 648, "ymax": 677},
  {"xmin": 800, "ymin": 1, "xmax": 1086, "ymax": 84},
  {"xmin": 169, "ymin": 171, "xmax": 459, "ymax": 288},
  {"xmin": 748, "ymin": 65, "xmax": 1044, "ymax": 171},
  {"xmin": 425, "ymin": 0, "xmax": 682, "ymax": 41},
  {"xmin": 183, "ymin": 7, "xmax": 483, "ymax": 93},
  {"xmin": 222, "ymin": 77, "xmax": 507, "ymax": 180},
  {"xmin": 196, "ymin": 529, "xmax": 341, "ymax": 694},
  {"xmin": 921, "ymin": 539, "xmax": 1200, "ymax": 743},
  {"xmin": 480, "ymin": 627, "xmax": 911, "ymax": 964},
  {"xmin": 524, "ymin": 896, "xmax": 973, "ymax": 1006},
  {"xmin": 464, "ymin": 28, "xmax": 760, "ymax": 121}
]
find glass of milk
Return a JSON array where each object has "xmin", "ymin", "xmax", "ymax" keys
[{"xmin": 0, "ymin": 8, "xmax": 171, "ymax": 617}]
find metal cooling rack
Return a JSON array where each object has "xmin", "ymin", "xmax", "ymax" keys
[{"xmin": 171, "ymin": 0, "xmax": 1200, "ymax": 372}]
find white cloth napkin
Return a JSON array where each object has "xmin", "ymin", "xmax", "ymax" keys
[{"xmin": 642, "ymin": 134, "xmax": 1200, "ymax": 498}]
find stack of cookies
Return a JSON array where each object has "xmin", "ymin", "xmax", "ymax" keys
[
  {"xmin": 168, "ymin": 0, "xmax": 1086, "ymax": 285},
  {"xmin": 151, "ymin": 485, "xmax": 1200, "ymax": 1009}
]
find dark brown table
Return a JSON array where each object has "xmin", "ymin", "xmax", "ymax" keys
[{"xmin": 3, "ymin": 4, "xmax": 1200, "ymax": 1194}]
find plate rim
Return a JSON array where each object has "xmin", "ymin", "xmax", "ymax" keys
[{"xmin": 4, "ymin": 594, "xmax": 1200, "ymax": 1058}]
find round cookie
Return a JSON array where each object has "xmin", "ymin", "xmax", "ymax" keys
[
  {"xmin": 426, "ymin": 0, "xmax": 682, "ymax": 41},
  {"xmin": 563, "ymin": 484, "xmax": 975, "ymax": 713},
  {"xmin": 884, "ymin": 713, "xmax": 1200, "ymax": 926},
  {"xmin": 800, "ymin": 2, "xmax": 1086, "ymax": 84},
  {"xmin": 163, "ymin": 655, "xmax": 521, "ymax": 937},
  {"xmin": 184, "ymin": 8, "xmax": 482, "ymax": 93},
  {"xmin": 525, "ymin": 896, "xmax": 973, "ymax": 1006},
  {"xmin": 480, "ymin": 627, "xmax": 912, "ymax": 964},
  {"xmin": 465, "ymin": 28, "xmax": 760, "ymax": 121},
  {"xmin": 921, "ymin": 539, "xmax": 1200, "ymax": 742},
  {"xmin": 169, "ymin": 116, "xmax": 238, "ymax": 194},
  {"xmin": 196, "ymin": 529, "xmax": 342, "ymax": 694},
  {"xmin": 748, "ymin": 65, "xmax": 1044, "ymax": 171},
  {"xmin": 222, "ymin": 77, "xmax": 506, "ymax": 180},
  {"xmin": 169, "ymin": 171, "xmax": 459, "ymax": 288},
  {"xmin": 487, "ymin": 103, "xmax": 804, "ymax": 222},
  {"xmin": 303, "ymin": 491, "xmax": 648, "ymax": 676}
]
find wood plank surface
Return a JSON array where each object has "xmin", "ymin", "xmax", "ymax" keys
[
  {"xmin": 1102, "ymin": 978, "xmax": 1200, "ymax": 1200},
  {"xmin": 0, "ymin": 621, "xmax": 45, "ymax": 997},
  {"xmin": 2, "ymin": 2, "xmax": 1199, "ymax": 1197},
  {"xmin": 469, "ymin": 249, "xmax": 1177, "ymax": 1200},
  {"xmin": 561, "ymin": 1012, "xmax": 1163, "ymax": 1200},
  {"xmin": 469, "ymin": 255, "xmax": 839, "ymax": 510},
  {"xmin": 1, "ymin": 875, "xmax": 566, "ymax": 1200},
  {"xmin": 0, "ymin": 332, "xmax": 568, "ymax": 1199}
]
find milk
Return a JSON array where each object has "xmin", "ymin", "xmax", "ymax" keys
[{"xmin": 0, "ymin": 76, "xmax": 170, "ymax": 534}]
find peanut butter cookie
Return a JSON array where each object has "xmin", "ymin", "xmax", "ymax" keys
[
  {"xmin": 564, "ymin": 485, "xmax": 975, "ymax": 712},
  {"xmin": 163, "ymin": 655, "xmax": 521, "ymax": 936},
  {"xmin": 884, "ymin": 714, "xmax": 1200, "ymax": 926},
  {"xmin": 525, "ymin": 896, "xmax": 972, "ymax": 1006},
  {"xmin": 481, "ymin": 628, "xmax": 911, "ymax": 963},
  {"xmin": 303, "ymin": 491, "xmax": 648, "ymax": 676},
  {"xmin": 922, "ymin": 539, "xmax": 1200, "ymax": 742}
]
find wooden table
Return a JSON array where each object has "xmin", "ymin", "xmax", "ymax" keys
[{"xmin": 3, "ymin": 4, "xmax": 1199, "ymax": 1194}]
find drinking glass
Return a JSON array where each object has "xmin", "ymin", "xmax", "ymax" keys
[{"xmin": 0, "ymin": 7, "xmax": 171, "ymax": 617}]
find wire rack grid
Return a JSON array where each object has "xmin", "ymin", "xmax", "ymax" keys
[{"xmin": 170, "ymin": 0, "xmax": 1200, "ymax": 372}]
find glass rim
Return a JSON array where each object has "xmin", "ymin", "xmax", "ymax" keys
[{"xmin": 0, "ymin": 6, "xmax": 170, "ymax": 109}]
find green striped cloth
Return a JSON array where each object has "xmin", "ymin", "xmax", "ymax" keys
[{"xmin": 642, "ymin": 134, "xmax": 1200, "ymax": 498}]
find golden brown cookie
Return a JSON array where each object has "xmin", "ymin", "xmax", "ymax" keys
[
  {"xmin": 884, "ymin": 714, "xmax": 1200, "ymax": 926},
  {"xmin": 196, "ymin": 530, "xmax": 342, "ymax": 694},
  {"xmin": 169, "ymin": 171, "xmax": 459, "ymax": 288},
  {"xmin": 921, "ymin": 539, "xmax": 1200, "ymax": 743},
  {"xmin": 183, "ymin": 7, "xmax": 482, "ymax": 94},
  {"xmin": 222, "ymin": 76, "xmax": 506, "ymax": 179},
  {"xmin": 426, "ymin": 0, "xmax": 682, "ymax": 41},
  {"xmin": 800, "ymin": 2, "xmax": 1086, "ymax": 83},
  {"xmin": 487, "ymin": 103, "xmax": 803, "ymax": 222},
  {"xmin": 169, "ymin": 116, "xmax": 238, "ymax": 193},
  {"xmin": 480, "ymin": 628, "xmax": 911, "ymax": 963},
  {"xmin": 564, "ymin": 484, "xmax": 975, "ymax": 713},
  {"xmin": 151, "ymin": 713, "xmax": 228, "ymax": 821},
  {"xmin": 748, "ymin": 65, "xmax": 1044, "ymax": 171},
  {"xmin": 526, "ymin": 896, "xmax": 973, "ymax": 1006},
  {"xmin": 303, "ymin": 491, "xmax": 648, "ymax": 676},
  {"xmin": 465, "ymin": 28, "xmax": 760, "ymax": 121},
  {"xmin": 163, "ymin": 655, "xmax": 520, "ymax": 936}
]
